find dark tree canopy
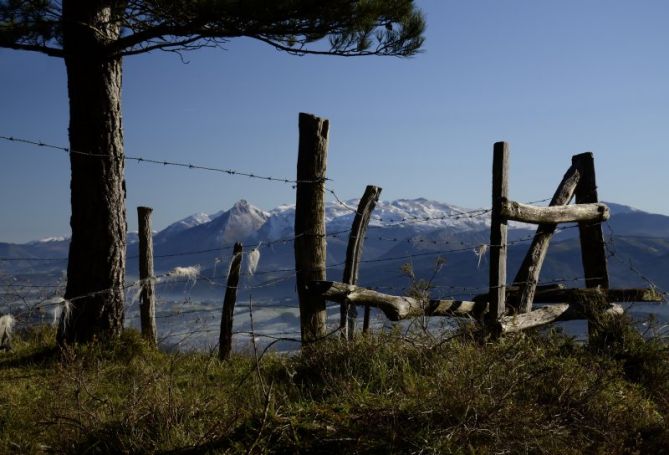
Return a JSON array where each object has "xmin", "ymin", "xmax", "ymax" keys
[
  {"xmin": 0, "ymin": 0, "xmax": 425, "ymax": 344},
  {"xmin": 1, "ymin": 0, "xmax": 424, "ymax": 58}
]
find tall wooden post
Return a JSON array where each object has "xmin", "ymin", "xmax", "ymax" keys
[
  {"xmin": 295, "ymin": 113, "xmax": 329, "ymax": 343},
  {"xmin": 572, "ymin": 152, "xmax": 609, "ymax": 289},
  {"xmin": 137, "ymin": 206, "xmax": 157, "ymax": 347},
  {"xmin": 219, "ymin": 242, "xmax": 243, "ymax": 360},
  {"xmin": 342, "ymin": 185, "xmax": 382, "ymax": 339},
  {"xmin": 487, "ymin": 142, "xmax": 509, "ymax": 335},
  {"xmin": 572, "ymin": 152, "xmax": 610, "ymax": 338}
]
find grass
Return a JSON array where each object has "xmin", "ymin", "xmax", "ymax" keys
[{"xmin": 1, "ymin": 317, "xmax": 668, "ymax": 454}]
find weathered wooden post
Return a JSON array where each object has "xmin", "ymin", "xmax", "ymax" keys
[
  {"xmin": 219, "ymin": 242, "xmax": 243, "ymax": 360},
  {"xmin": 572, "ymin": 152, "xmax": 610, "ymax": 337},
  {"xmin": 513, "ymin": 164, "xmax": 581, "ymax": 313},
  {"xmin": 486, "ymin": 142, "xmax": 509, "ymax": 336},
  {"xmin": 572, "ymin": 152, "xmax": 609, "ymax": 289},
  {"xmin": 362, "ymin": 297, "xmax": 373, "ymax": 334},
  {"xmin": 137, "ymin": 206, "xmax": 157, "ymax": 347},
  {"xmin": 295, "ymin": 113, "xmax": 329, "ymax": 343},
  {"xmin": 342, "ymin": 185, "xmax": 382, "ymax": 339}
]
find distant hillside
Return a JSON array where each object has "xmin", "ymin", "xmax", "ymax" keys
[{"xmin": 2, "ymin": 198, "xmax": 668, "ymax": 295}]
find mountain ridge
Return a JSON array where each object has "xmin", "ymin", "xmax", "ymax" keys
[{"xmin": 2, "ymin": 198, "xmax": 668, "ymax": 294}]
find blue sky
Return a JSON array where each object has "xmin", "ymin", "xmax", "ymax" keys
[{"xmin": 1, "ymin": 0, "xmax": 668, "ymax": 243}]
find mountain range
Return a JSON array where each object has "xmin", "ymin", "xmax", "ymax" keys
[
  {"xmin": 2, "ymin": 198, "xmax": 668, "ymax": 302},
  {"xmin": 2, "ymin": 197, "xmax": 668, "ymax": 350}
]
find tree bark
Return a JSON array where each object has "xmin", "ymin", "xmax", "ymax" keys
[{"xmin": 59, "ymin": 1, "xmax": 127, "ymax": 344}]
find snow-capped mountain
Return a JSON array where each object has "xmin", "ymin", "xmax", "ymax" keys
[
  {"xmin": 3, "ymin": 198, "xmax": 669, "ymax": 294},
  {"xmin": 152, "ymin": 198, "xmax": 663, "ymax": 253},
  {"xmin": 4, "ymin": 198, "xmax": 668, "ymax": 352},
  {"xmin": 28, "ymin": 236, "xmax": 68, "ymax": 244},
  {"xmin": 154, "ymin": 212, "xmax": 214, "ymax": 244},
  {"xmin": 154, "ymin": 200, "xmax": 269, "ymax": 252},
  {"xmin": 255, "ymin": 198, "xmax": 492, "ymax": 242}
]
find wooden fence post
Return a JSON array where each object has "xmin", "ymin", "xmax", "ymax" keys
[
  {"xmin": 219, "ymin": 242, "xmax": 243, "ymax": 360},
  {"xmin": 572, "ymin": 152, "xmax": 609, "ymax": 289},
  {"xmin": 513, "ymin": 164, "xmax": 581, "ymax": 313},
  {"xmin": 362, "ymin": 297, "xmax": 373, "ymax": 334},
  {"xmin": 487, "ymin": 142, "xmax": 509, "ymax": 335},
  {"xmin": 137, "ymin": 206, "xmax": 157, "ymax": 347},
  {"xmin": 572, "ymin": 152, "xmax": 610, "ymax": 338},
  {"xmin": 295, "ymin": 113, "xmax": 329, "ymax": 343},
  {"xmin": 342, "ymin": 185, "xmax": 382, "ymax": 339}
]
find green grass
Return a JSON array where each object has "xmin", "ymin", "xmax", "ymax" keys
[{"xmin": 1, "ymin": 318, "xmax": 668, "ymax": 454}]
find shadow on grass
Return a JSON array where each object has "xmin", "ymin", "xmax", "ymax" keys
[{"xmin": 0, "ymin": 344, "xmax": 60, "ymax": 369}]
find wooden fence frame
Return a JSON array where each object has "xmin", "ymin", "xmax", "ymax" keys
[
  {"xmin": 303, "ymin": 138, "xmax": 662, "ymax": 341},
  {"xmin": 133, "ymin": 119, "xmax": 664, "ymax": 350}
]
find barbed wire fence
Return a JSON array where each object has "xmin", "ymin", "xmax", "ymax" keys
[
  {"xmin": 1, "ymin": 133, "xmax": 668, "ymax": 353},
  {"xmin": 3, "ymin": 221, "xmax": 666, "ymax": 350}
]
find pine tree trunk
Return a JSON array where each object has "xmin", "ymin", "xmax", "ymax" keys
[{"xmin": 58, "ymin": 1, "xmax": 127, "ymax": 344}]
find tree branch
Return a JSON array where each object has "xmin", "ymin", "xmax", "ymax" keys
[
  {"xmin": 0, "ymin": 41, "xmax": 64, "ymax": 58},
  {"xmin": 250, "ymin": 35, "xmax": 395, "ymax": 57},
  {"xmin": 120, "ymin": 35, "xmax": 215, "ymax": 57}
]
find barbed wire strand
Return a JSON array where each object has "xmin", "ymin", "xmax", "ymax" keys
[{"xmin": 0, "ymin": 134, "xmax": 327, "ymax": 185}]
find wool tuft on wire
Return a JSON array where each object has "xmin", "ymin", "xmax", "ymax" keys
[
  {"xmin": 474, "ymin": 244, "xmax": 488, "ymax": 269},
  {"xmin": 128, "ymin": 278, "xmax": 152, "ymax": 306},
  {"xmin": 246, "ymin": 242, "xmax": 262, "ymax": 277},
  {"xmin": 158, "ymin": 266, "xmax": 201, "ymax": 286},
  {"xmin": 51, "ymin": 299, "xmax": 63, "ymax": 326},
  {"xmin": 0, "ymin": 314, "xmax": 15, "ymax": 349},
  {"xmin": 50, "ymin": 298, "xmax": 72, "ymax": 332},
  {"xmin": 213, "ymin": 257, "xmax": 224, "ymax": 279}
]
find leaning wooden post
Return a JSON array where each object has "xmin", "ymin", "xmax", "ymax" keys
[
  {"xmin": 219, "ymin": 242, "xmax": 243, "ymax": 361},
  {"xmin": 137, "ymin": 206, "xmax": 157, "ymax": 347},
  {"xmin": 295, "ymin": 113, "xmax": 329, "ymax": 343},
  {"xmin": 513, "ymin": 164, "xmax": 581, "ymax": 313},
  {"xmin": 342, "ymin": 185, "xmax": 382, "ymax": 339},
  {"xmin": 487, "ymin": 142, "xmax": 509, "ymax": 336}
]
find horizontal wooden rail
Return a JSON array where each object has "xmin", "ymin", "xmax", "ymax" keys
[
  {"xmin": 500, "ymin": 303, "xmax": 623, "ymax": 333},
  {"xmin": 500, "ymin": 199, "xmax": 610, "ymax": 224},
  {"xmin": 308, "ymin": 281, "xmax": 662, "ymax": 328},
  {"xmin": 474, "ymin": 287, "xmax": 664, "ymax": 305},
  {"xmin": 531, "ymin": 287, "xmax": 662, "ymax": 303},
  {"xmin": 307, "ymin": 281, "xmax": 483, "ymax": 321}
]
